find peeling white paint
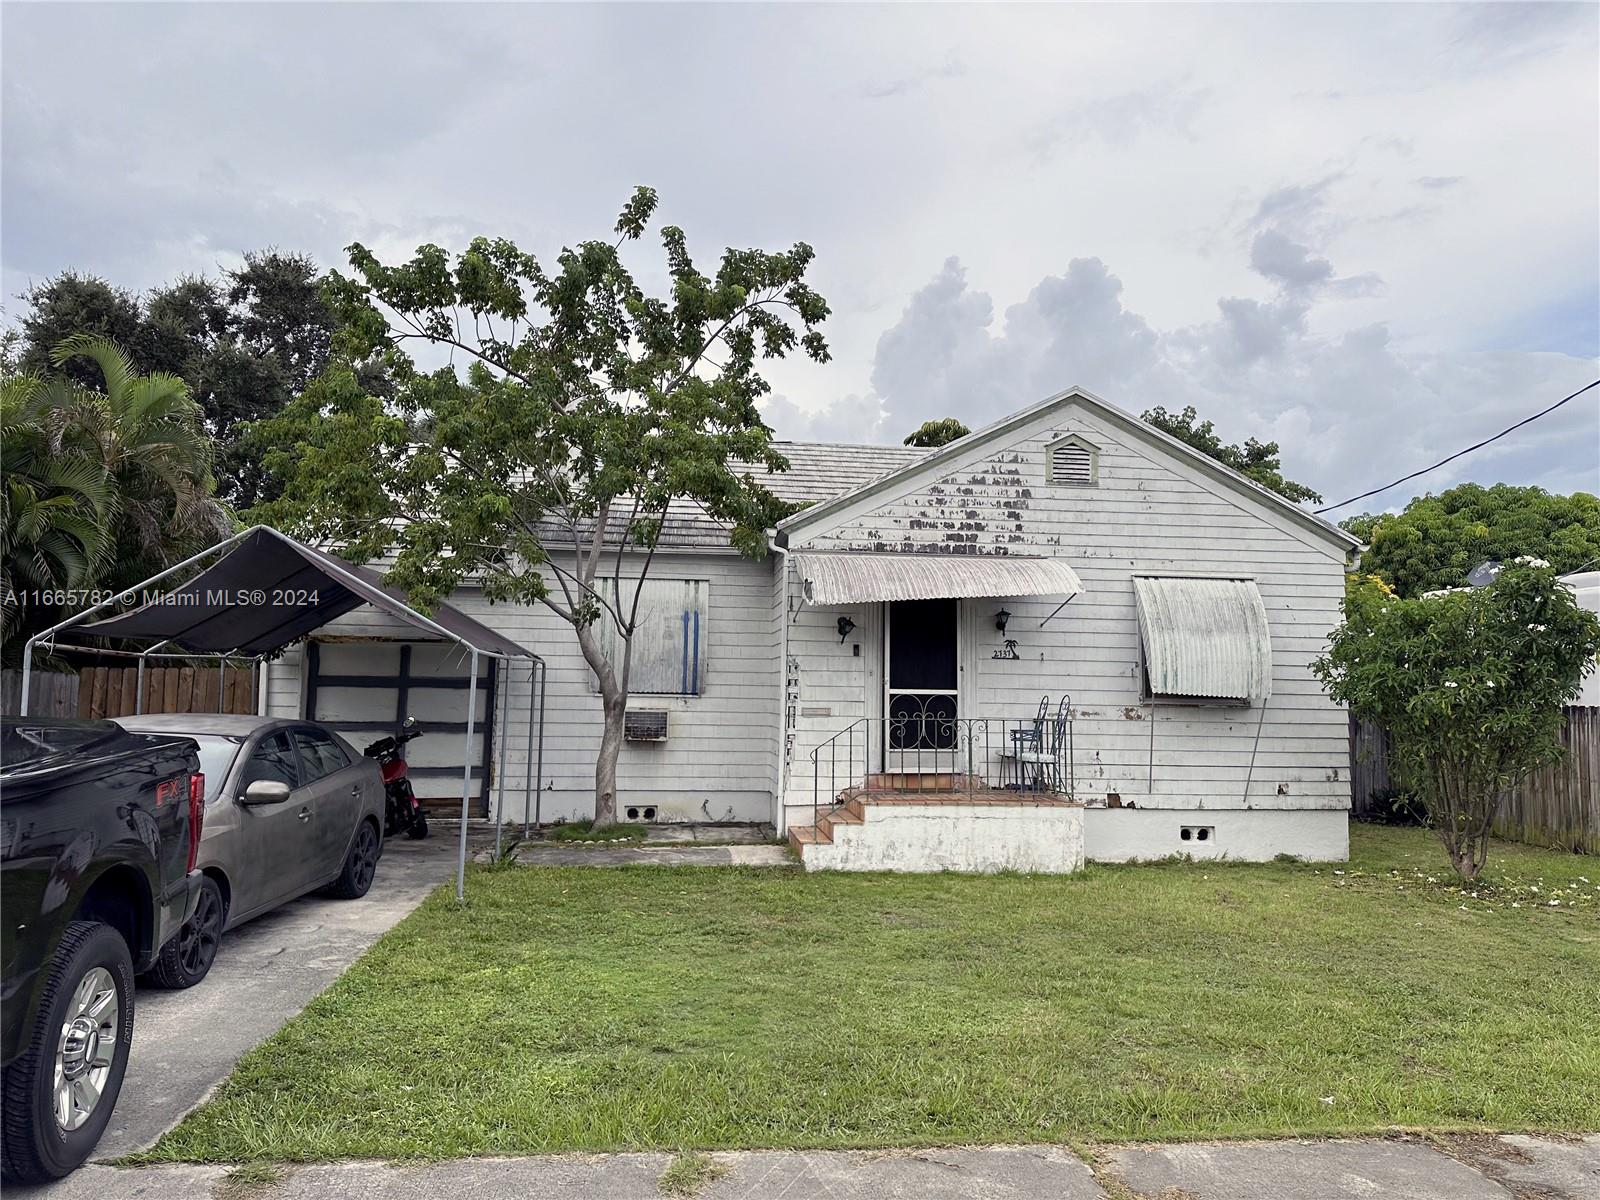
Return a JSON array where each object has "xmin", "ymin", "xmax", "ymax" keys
[{"xmin": 803, "ymin": 803, "xmax": 1085, "ymax": 874}]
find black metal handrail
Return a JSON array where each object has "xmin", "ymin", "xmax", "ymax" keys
[{"xmin": 806, "ymin": 697, "xmax": 1074, "ymax": 829}]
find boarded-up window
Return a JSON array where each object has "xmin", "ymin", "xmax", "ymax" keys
[
  {"xmin": 594, "ymin": 579, "xmax": 708, "ymax": 696},
  {"xmin": 1047, "ymin": 434, "xmax": 1098, "ymax": 486}
]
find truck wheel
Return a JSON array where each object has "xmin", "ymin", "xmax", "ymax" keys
[
  {"xmin": 1, "ymin": 921, "xmax": 134, "ymax": 1183},
  {"xmin": 325, "ymin": 819, "xmax": 381, "ymax": 899},
  {"xmin": 145, "ymin": 877, "xmax": 225, "ymax": 989}
]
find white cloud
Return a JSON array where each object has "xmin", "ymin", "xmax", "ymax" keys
[
  {"xmin": 3, "ymin": 3, "xmax": 1595, "ymax": 511},
  {"xmin": 766, "ymin": 225, "xmax": 1598, "ymax": 511}
]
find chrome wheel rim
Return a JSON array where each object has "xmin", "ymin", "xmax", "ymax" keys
[
  {"xmin": 54, "ymin": 966, "xmax": 118, "ymax": 1131},
  {"xmin": 179, "ymin": 886, "xmax": 223, "ymax": 977}
]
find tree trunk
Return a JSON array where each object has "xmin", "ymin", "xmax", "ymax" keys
[
  {"xmin": 1450, "ymin": 848, "xmax": 1483, "ymax": 881},
  {"xmin": 593, "ymin": 685, "xmax": 626, "ymax": 828},
  {"xmin": 573, "ymin": 618, "xmax": 628, "ymax": 829}
]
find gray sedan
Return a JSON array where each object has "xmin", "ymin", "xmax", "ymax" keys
[{"xmin": 113, "ymin": 714, "xmax": 385, "ymax": 988}]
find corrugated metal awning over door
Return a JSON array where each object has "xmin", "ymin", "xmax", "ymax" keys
[
  {"xmin": 1133, "ymin": 576, "xmax": 1272, "ymax": 701},
  {"xmin": 794, "ymin": 552, "xmax": 1084, "ymax": 605}
]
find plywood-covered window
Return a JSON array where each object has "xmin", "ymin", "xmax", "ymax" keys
[
  {"xmin": 594, "ymin": 579, "xmax": 708, "ymax": 696},
  {"xmin": 1046, "ymin": 433, "xmax": 1099, "ymax": 487}
]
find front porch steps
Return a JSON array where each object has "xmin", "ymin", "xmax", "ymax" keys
[{"xmin": 788, "ymin": 783, "xmax": 1082, "ymax": 872}]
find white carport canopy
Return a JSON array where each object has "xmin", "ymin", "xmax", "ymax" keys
[
  {"xmin": 1133, "ymin": 575, "xmax": 1272, "ymax": 702},
  {"xmin": 794, "ymin": 552, "xmax": 1084, "ymax": 605}
]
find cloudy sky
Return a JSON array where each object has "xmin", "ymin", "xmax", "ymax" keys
[{"xmin": 3, "ymin": 2, "xmax": 1596, "ymax": 514}]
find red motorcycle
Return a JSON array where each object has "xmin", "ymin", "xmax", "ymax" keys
[{"xmin": 363, "ymin": 718, "xmax": 429, "ymax": 840}]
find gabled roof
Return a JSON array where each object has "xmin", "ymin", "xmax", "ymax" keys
[
  {"xmin": 560, "ymin": 442, "xmax": 932, "ymax": 551},
  {"xmin": 775, "ymin": 386, "xmax": 1363, "ymax": 552}
]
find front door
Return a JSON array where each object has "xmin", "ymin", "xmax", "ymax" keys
[{"xmin": 885, "ymin": 598, "xmax": 959, "ymax": 770}]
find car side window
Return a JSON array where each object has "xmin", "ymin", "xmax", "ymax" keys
[
  {"xmin": 239, "ymin": 731, "xmax": 299, "ymax": 791},
  {"xmin": 294, "ymin": 727, "xmax": 352, "ymax": 784}
]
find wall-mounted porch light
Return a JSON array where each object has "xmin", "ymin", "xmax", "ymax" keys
[
  {"xmin": 836, "ymin": 615, "xmax": 856, "ymax": 643},
  {"xmin": 994, "ymin": 608, "xmax": 1012, "ymax": 634}
]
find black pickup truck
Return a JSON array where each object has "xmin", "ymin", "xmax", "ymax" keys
[{"xmin": 1, "ymin": 717, "xmax": 205, "ymax": 1183}]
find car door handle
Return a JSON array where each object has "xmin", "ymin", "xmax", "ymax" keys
[
  {"xmin": 297, "ymin": 807, "xmax": 312, "ymax": 822},
  {"xmin": 350, "ymin": 785, "xmax": 362, "ymax": 797}
]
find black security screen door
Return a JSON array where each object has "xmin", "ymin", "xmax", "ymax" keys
[{"xmin": 887, "ymin": 598, "xmax": 958, "ymax": 752}]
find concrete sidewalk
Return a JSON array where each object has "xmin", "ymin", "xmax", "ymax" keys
[
  {"xmin": 480, "ymin": 824, "xmax": 792, "ymax": 867},
  {"xmin": 24, "ymin": 1134, "xmax": 1599, "ymax": 1199}
]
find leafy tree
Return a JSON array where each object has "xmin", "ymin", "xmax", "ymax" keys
[
  {"xmin": 1314, "ymin": 562, "xmax": 1600, "ymax": 880},
  {"xmin": 11, "ymin": 253, "xmax": 339, "ymax": 509},
  {"xmin": 1341, "ymin": 484, "xmax": 1600, "ymax": 598},
  {"xmin": 17, "ymin": 273, "xmax": 144, "ymax": 388},
  {"xmin": 1141, "ymin": 405, "xmax": 1321, "ymax": 504},
  {"xmin": 252, "ymin": 188, "xmax": 829, "ymax": 826},
  {"xmin": 903, "ymin": 417, "xmax": 970, "ymax": 448},
  {"xmin": 1, "ymin": 335, "xmax": 228, "ymax": 652}
]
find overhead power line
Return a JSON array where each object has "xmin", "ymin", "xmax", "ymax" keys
[{"xmin": 1315, "ymin": 379, "xmax": 1600, "ymax": 515}]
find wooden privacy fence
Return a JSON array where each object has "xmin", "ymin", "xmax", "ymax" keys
[
  {"xmin": 1, "ymin": 666, "xmax": 257, "ymax": 719},
  {"xmin": 1494, "ymin": 706, "xmax": 1599, "ymax": 854},
  {"xmin": 0, "ymin": 671, "xmax": 80, "ymax": 717},
  {"xmin": 1349, "ymin": 706, "xmax": 1600, "ymax": 854}
]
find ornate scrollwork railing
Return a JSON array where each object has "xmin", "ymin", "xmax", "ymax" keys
[{"xmin": 807, "ymin": 697, "xmax": 1074, "ymax": 828}]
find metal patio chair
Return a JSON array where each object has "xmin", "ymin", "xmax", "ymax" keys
[{"xmin": 1004, "ymin": 695, "xmax": 1053, "ymax": 790}]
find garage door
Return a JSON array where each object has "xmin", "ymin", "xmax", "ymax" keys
[{"xmin": 304, "ymin": 641, "xmax": 496, "ymax": 815}]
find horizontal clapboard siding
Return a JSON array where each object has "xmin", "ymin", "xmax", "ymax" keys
[
  {"xmin": 782, "ymin": 400, "xmax": 1351, "ymax": 823},
  {"xmin": 267, "ymin": 551, "xmax": 781, "ymax": 824}
]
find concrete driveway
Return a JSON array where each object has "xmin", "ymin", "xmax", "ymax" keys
[{"xmin": 98, "ymin": 832, "xmax": 463, "ymax": 1160}]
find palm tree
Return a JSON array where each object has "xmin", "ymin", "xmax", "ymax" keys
[
  {"xmin": 45, "ymin": 334, "xmax": 231, "ymax": 576},
  {"xmin": 1, "ymin": 336, "xmax": 230, "ymax": 648},
  {"xmin": 0, "ymin": 376, "xmax": 116, "ymax": 641}
]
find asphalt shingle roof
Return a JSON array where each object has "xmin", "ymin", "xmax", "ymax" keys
[{"xmin": 543, "ymin": 441, "xmax": 931, "ymax": 551}]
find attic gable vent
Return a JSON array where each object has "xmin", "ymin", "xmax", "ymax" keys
[{"xmin": 1047, "ymin": 434, "xmax": 1099, "ymax": 487}]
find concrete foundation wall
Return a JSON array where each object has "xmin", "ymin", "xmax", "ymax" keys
[
  {"xmin": 804, "ymin": 803, "xmax": 1085, "ymax": 873},
  {"xmin": 1084, "ymin": 807, "xmax": 1348, "ymax": 862}
]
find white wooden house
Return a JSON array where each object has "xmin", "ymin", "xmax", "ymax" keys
[{"xmin": 263, "ymin": 387, "xmax": 1361, "ymax": 869}]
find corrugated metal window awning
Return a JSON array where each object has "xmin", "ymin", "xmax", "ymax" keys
[
  {"xmin": 1133, "ymin": 576, "xmax": 1272, "ymax": 702},
  {"xmin": 794, "ymin": 552, "xmax": 1084, "ymax": 605}
]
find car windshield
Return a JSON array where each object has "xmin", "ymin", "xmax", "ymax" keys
[{"xmin": 188, "ymin": 734, "xmax": 248, "ymax": 802}]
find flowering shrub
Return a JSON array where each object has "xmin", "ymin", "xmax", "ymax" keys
[{"xmin": 1315, "ymin": 562, "xmax": 1600, "ymax": 880}]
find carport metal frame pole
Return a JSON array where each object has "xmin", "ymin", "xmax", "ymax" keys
[
  {"xmin": 134, "ymin": 640, "xmax": 173, "ymax": 715},
  {"xmin": 526, "ymin": 658, "xmax": 545, "ymax": 839},
  {"xmin": 456, "ymin": 649, "xmax": 479, "ymax": 903},
  {"xmin": 492, "ymin": 662, "xmax": 512, "ymax": 860}
]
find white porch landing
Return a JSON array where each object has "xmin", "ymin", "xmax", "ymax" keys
[{"xmin": 790, "ymin": 788, "xmax": 1085, "ymax": 874}]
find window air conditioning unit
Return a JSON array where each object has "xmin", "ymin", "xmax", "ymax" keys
[{"xmin": 624, "ymin": 709, "xmax": 669, "ymax": 742}]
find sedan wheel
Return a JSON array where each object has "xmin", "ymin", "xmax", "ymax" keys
[
  {"xmin": 326, "ymin": 820, "xmax": 381, "ymax": 899},
  {"xmin": 353, "ymin": 823, "xmax": 379, "ymax": 892},
  {"xmin": 146, "ymin": 876, "xmax": 226, "ymax": 989}
]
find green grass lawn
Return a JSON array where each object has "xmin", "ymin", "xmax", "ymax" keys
[{"xmin": 145, "ymin": 826, "xmax": 1599, "ymax": 1163}]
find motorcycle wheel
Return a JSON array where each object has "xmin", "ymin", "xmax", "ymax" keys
[{"xmin": 406, "ymin": 810, "xmax": 429, "ymax": 840}]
